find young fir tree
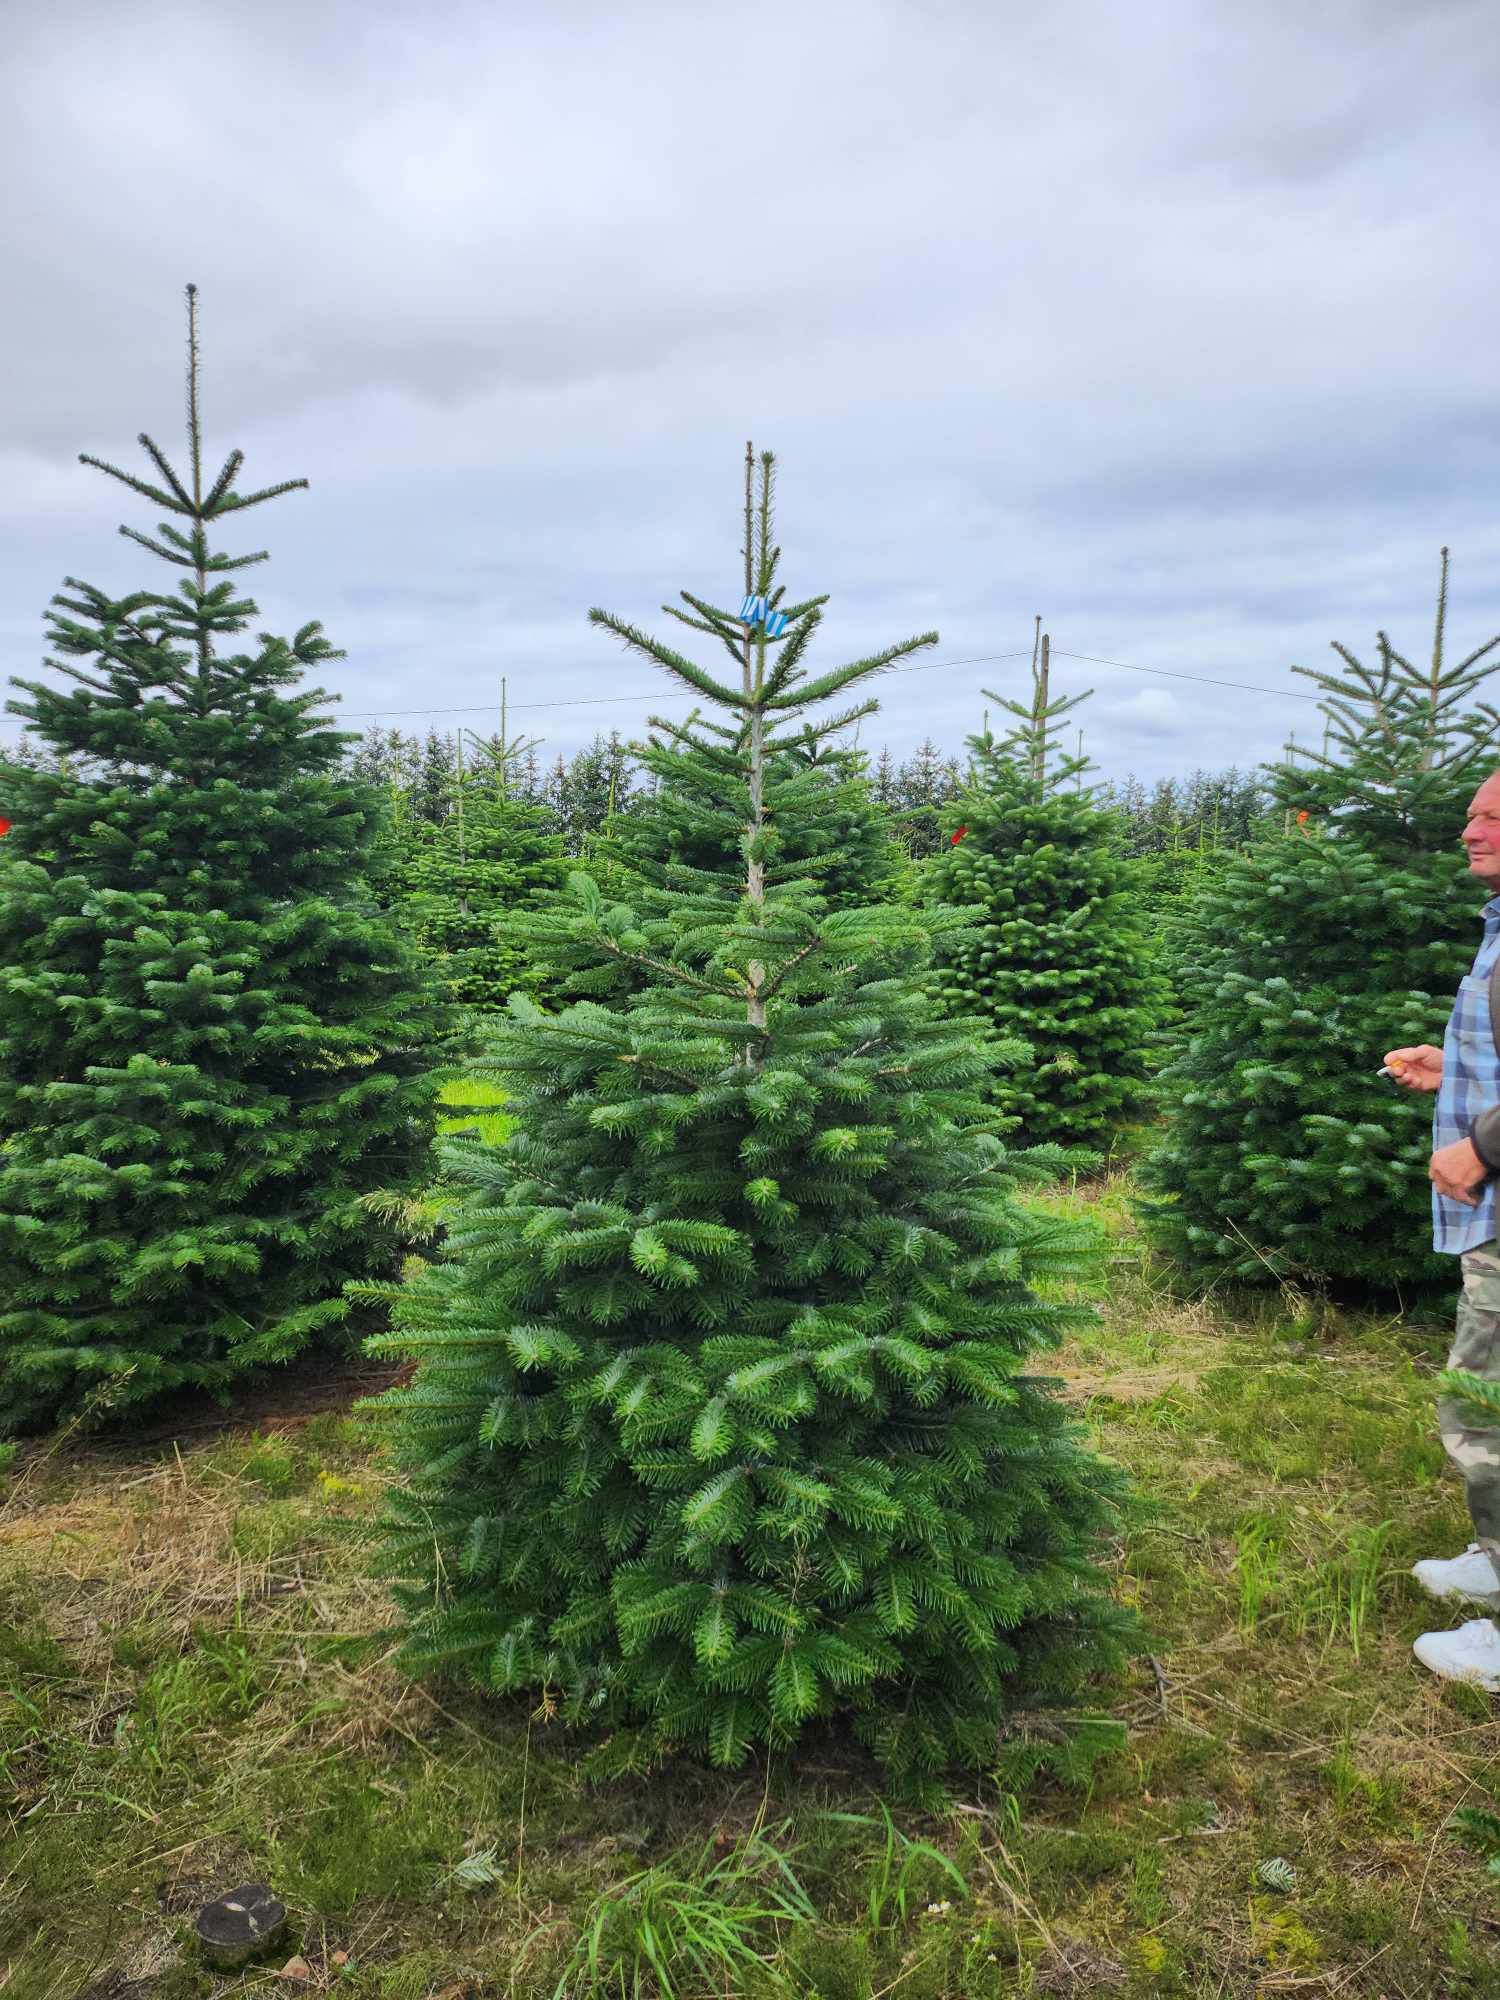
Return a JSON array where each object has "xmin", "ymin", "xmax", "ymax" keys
[
  {"xmin": 922, "ymin": 647, "xmax": 1162, "ymax": 1150},
  {"xmin": 398, "ymin": 729, "xmax": 567, "ymax": 1013},
  {"xmin": 355, "ymin": 447, "xmax": 1134, "ymax": 1788},
  {"xmin": 1144, "ymin": 552, "xmax": 1500, "ymax": 1291},
  {"xmin": 0, "ymin": 287, "xmax": 453, "ymax": 1433}
]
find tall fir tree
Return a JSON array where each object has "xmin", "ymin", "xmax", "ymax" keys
[
  {"xmin": 0, "ymin": 287, "xmax": 454, "ymax": 1432},
  {"xmin": 355, "ymin": 446, "xmax": 1134, "ymax": 1788},
  {"xmin": 922, "ymin": 649, "xmax": 1163, "ymax": 1149},
  {"xmin": 1144, "ymin": 552, "xmax": 1500, "ymax": 1291}
]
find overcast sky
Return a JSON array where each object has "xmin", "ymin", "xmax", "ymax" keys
[{"xmin": 3, "ymin": 0, "xmax": 1498, "ymax": 786}]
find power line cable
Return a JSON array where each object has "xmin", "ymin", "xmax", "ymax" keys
[
  {"xmin": 1050, "ymin": 649, "xmax": 1320, "ymax": 703},
  {"xmin": 334, "ymin": 643, "xmax": 1318, "ymax": 723}
]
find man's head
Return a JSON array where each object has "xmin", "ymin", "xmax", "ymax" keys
[{"xmin": 1462, "ymin": 770, "xmax": 1500, "ymax": 888}]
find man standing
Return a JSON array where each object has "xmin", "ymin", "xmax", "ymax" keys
[{"xmin": 1386, "ymin": 768, "xmax": 1500, "ymax": 1689}]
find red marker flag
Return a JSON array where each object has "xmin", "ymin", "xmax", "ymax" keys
[
  {"xmin": 0, "ymin": 818, "xmax": 11, "ymax": 838},
  {"xmin": 950, "ymin": 825, "xmax": 967, "ymax": 844}
]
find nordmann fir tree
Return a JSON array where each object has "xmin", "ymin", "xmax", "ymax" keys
[
  {"xmin": 353, "ymin": 447, "xmax": 1135, "ymax": 1790},
  {"xmin": 1143, "ymin": 551, "xmax": 1500, "ymax": 1292},
  {"xmin": 398, "ymin": 728, "xmax": 567, "ymax": 1015},
  {"xmin": 923, "ymin": 645, "xmax": 1162, "ymax": 1149},
  {"xmin": 0, "ymin": 287, "xmax": 454, "ymax": 1432}
]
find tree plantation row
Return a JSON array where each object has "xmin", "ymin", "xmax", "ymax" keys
[
  {"xmin": 8, "ymin": 712, "xmax": 1272, "ymax": 863},
  {"xmin": 2, "ymin": 293, "xmax": 1495, "ymax": 1789}
]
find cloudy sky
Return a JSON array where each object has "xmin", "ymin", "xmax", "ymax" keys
[{"xmin": 3, "ymin": 0, "xmax": 1498, "ymax": 785}]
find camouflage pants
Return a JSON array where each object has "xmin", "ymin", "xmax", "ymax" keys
[{"xmin": 1439, "ymin": 1240, "xmax": 1500, "ymax": 1542}]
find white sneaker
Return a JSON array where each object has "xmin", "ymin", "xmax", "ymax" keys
[
  {"xmin": 1413, "ymin": 1618, "xmax": 1500, "ymax": 1691},
  {"xmin": 1412, "ymin": 1545, "xmax": 1500, "ymax": 1610}
]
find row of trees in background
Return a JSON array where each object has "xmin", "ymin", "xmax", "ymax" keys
[{"xmin": 3, "ymin": 721, "xmax": 1273, "ymax": 869}]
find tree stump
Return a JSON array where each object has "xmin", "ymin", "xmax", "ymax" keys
[{"xmin": 193, "ymin": 1883, "xmax": 287, "ymax": 1968}]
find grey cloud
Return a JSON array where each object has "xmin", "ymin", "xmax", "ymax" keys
[{"xmin": 5, "ymin": 0, "xmax": 1500, "ymax": 789}]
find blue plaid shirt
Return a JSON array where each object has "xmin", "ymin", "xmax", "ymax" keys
[{"xmin": 1433, "ymin": 896, "xmax": 1500, "ymax": 1253}]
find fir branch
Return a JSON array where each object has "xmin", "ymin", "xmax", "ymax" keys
[
  {"xmin": 588, "ymin": 610, "xmax": 745, "ymax": 708},
  {"xmin": 202, "ymin": 449, "xmax": 246, "ymax": 515},
  {"xmin": 117, "ymin": 526, "xmax": 197, "ymax": 569},
  {"xmin": 77, "ymin": 455, "xmax": 184, "ymax": 514},
  {"xmin": 764, "ymin": 632, "xmax": 939, "ymax": 711},
  {"xmin": 215, "ymin": 476, "xmax": 311, "ymax": 513},
  {"xmin": 134, "ymin": 433, "xmax": 195, "ymax": 510}
]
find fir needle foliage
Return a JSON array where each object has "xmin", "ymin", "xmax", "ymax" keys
[
  {"xmin": 1143, "ymin": 551, "xmax": 1500, "ymax": 1291},
  {"xmin": 539, "ymin": 718, "xmax": 909, "ymax": 1007},
  {"xmin": 0, "ymin": 286, "xmax": 453, "ymax": 1432},
  {"xmin": 357, "ymin": 445, "xmax": 1136, "ymax": 1787}
]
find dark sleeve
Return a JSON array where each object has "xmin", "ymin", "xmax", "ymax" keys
[{"xmin": 1474, "ymin": 1106, "xmax": 1500, "ymax": 1173}]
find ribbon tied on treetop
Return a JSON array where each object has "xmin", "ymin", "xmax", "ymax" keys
[{"xmin": 740, "ymin": 593, "xmax": 789, "ymax": 640}]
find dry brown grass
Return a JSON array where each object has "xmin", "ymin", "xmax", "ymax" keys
[{"xmin": 5, "ymin": 1177, "xmax": 1500, "ymax": 1996}]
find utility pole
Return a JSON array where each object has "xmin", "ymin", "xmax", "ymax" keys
[
  {"xmin": 455, "ymin": 726, "xmax": 468, "ymax": 916},
  {"xmin": 1034, "ymin": 631, "xmax": 1050, "ymax": 794},
  {"xmin": 500, "ymin": 676, "xmax": 508, "ymax": 796}
]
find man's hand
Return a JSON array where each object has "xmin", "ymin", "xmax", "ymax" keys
[
  {"xmin": 1385, "ymin": 1044, "xmax": 1444, "ymax": 1092},
  {"xmin": 1430, "ymin": 1136, "xmax": 1488, "ymax": 1205}
]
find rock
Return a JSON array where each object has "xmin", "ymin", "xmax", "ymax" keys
[{"xmin": 192, "ymin": 1883, "xmax": 287, "ymax": 1969}]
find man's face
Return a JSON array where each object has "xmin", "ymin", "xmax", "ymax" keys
[{"xmin": 1461, "ymin": 773, "xmax": 1500, "ymax": 887}]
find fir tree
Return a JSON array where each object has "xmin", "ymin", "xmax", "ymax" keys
[
  {"xmin": 923, "ymin": 649, "xmax": 1163, "ymax": 1149},
  {"xmin": 345, "ymin": 722, "xmax": 420, "ymax": 795},
  {"xmin": 870, "ymin": 745, "xmax": 900, "ymax": 811},
  {"xmin": 892, "ymin": 738, "xmax": 963, "ymax": 859},
  {"xmin": 339, "ymin": 725, "xmax": 426, "ymax": 909},
  {"xmin": 1, "ymin": 732, "xmax": 82, "ymax": 780},
  {"xmin": 399, "ymin": 729, "xmax": 567, "ymax": 1013},
  {"xmin": 545, "ymin": 731, "xmax": 642, "ymax": 857},
  {"xmin": 356, "ymin": 446, "xmax": 1134, "ymax": 1788},
  {"xmin": 0, "ymin": 287, "xmax": 453, "ymax": 1432},
  {"xmin": 1144, "ymin": 551, "xmax": 1500, "ymax": 1291},
  {"xmin": 413, "ymin": 728, "xmax": 458, "ymax": 828}
]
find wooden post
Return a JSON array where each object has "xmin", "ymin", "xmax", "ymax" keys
[
  {"xmin": 500, "ymin": 676, "xmax": 508, "ymax": 796},
  {"xmin": 1035, "ymin": 632, "xmax": 1050, "ymax": 794}
]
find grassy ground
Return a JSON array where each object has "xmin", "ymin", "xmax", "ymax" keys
[{"xmin": 4, "ymin": 1164, "xmax": 1500, "ymax": 1997}]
